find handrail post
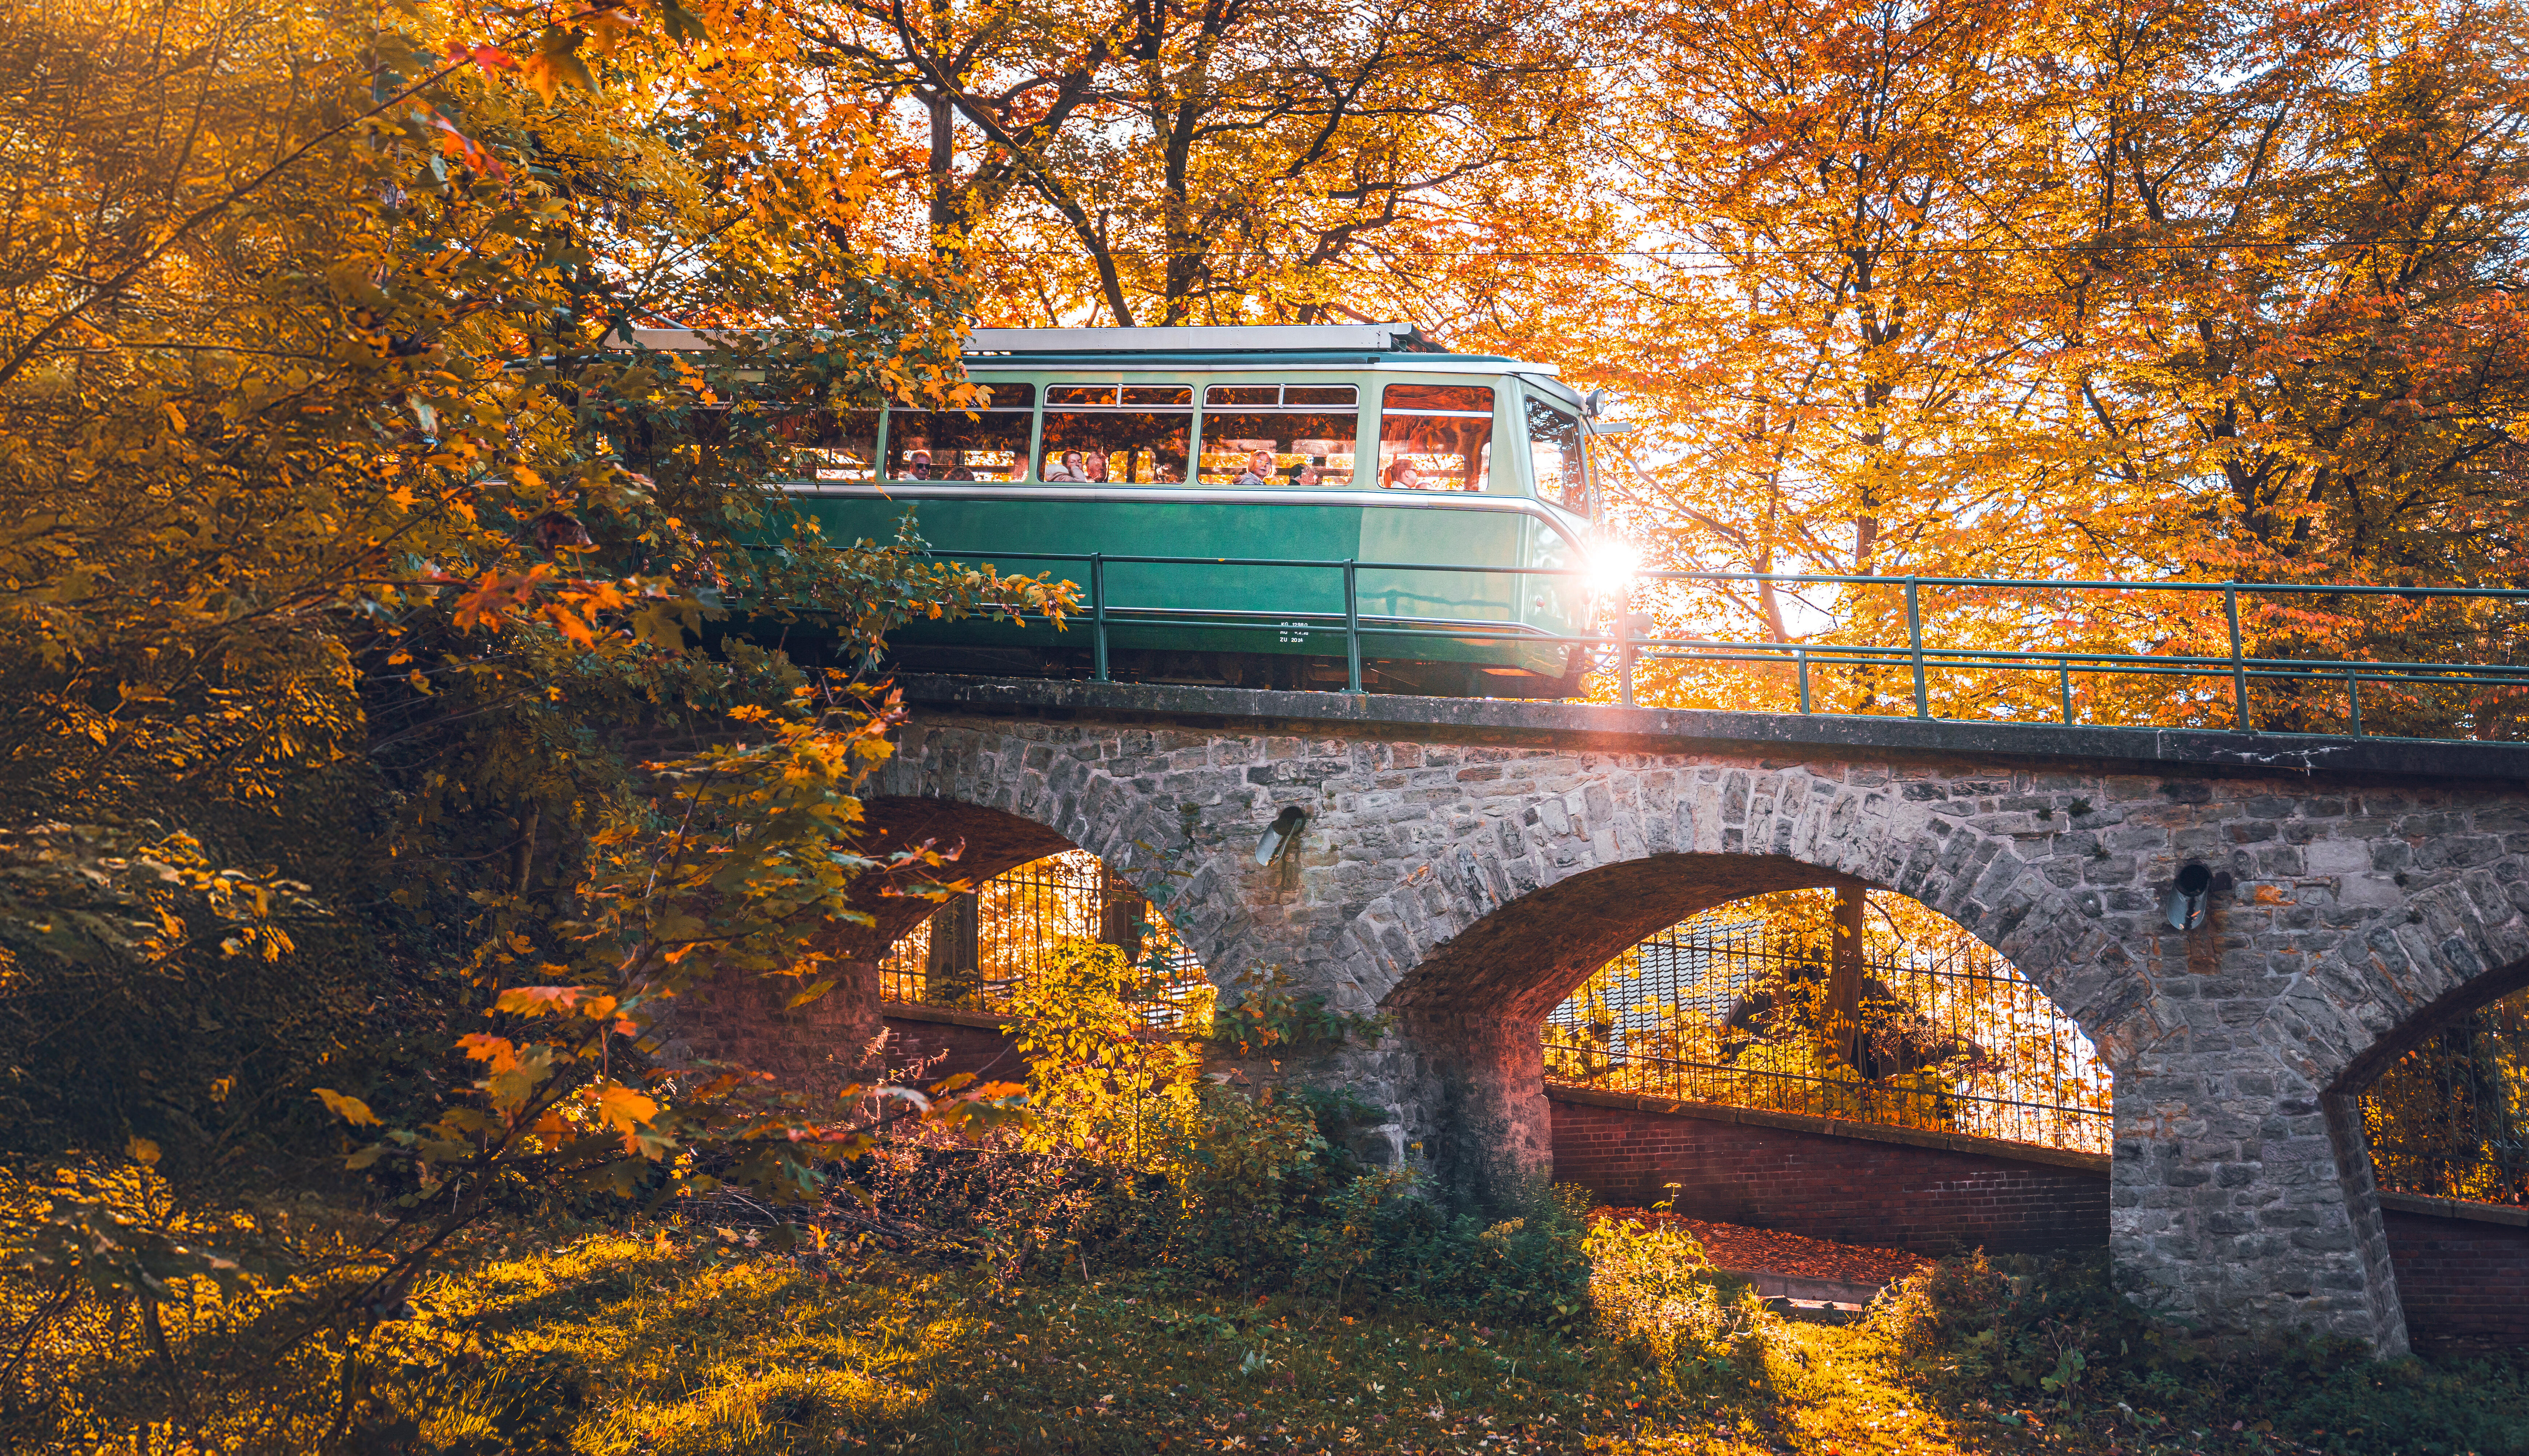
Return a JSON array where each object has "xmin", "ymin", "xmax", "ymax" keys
[
  {"xmin": 1797, "ymin": 647, "xmax": 1811, "ymax": 714},
  {"xmin": 2225, "ymin": 582, "xmax": 2248, "ymax": 732},
  {"xmin": 1618, "ymin": 587, "xmax": 1636, "ymax": 709},
  {"xmin": 2059, "ymin": 657, "xmax": 2074, "ymax": 725},
  {"xmin": 1343, "ymin": 558, "xmax": 1363, "ymax": 694},
  {"xmin": 1905, "ymin": 576, "xmax": 1928, "ymax": 717},
  {"xmin": 1091, "ymin": 553, "xmax": 1109, "ymax": 682},
  {"xmin": 2348, "ymin": 672, "xmax": 2363, "ymax": 736}
]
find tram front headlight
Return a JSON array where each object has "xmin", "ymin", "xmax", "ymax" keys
[{"xmin": 1585, "ymin": 539, "xmax": 1639, "ymax": 601}]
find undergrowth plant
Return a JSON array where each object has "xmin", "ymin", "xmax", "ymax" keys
[
  {"xmin": 1869, "ymin": 1250, "xmax": 2529, "ymax": 1455},
  {"xmin": 1585, "ymin": 1213, "xmax": 1777, "ymax": 1377}
]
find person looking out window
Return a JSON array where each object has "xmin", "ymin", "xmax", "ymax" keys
[
  {"xmin": 1232, "ymin": 448, "xmax": 1277, "ymax": 486},
  {"xmin": 1044, "ymin": 450, "xmax": 1089, "ymax": 482}
]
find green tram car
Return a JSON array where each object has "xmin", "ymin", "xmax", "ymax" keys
[{"xmin": 643, "ymin": 323, "xmax": 1617, "ymax": 697}]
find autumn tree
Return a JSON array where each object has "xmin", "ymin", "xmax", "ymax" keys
[
  {"xmin": 802, "ymin": 0, "xmax": 1612, "ymax": 328},
  {"xmin": 1575, "ymin": 0, "xmax": 2529, "ymax": 732},
  {"xmin": 0, "ymin": 0, "xmax": 1058, "ymax": 1441}
]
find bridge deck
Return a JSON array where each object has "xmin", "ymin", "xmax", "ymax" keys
[{"xmin": 895, "ymin": 674, "xmax": 2529, "ymax": 782}]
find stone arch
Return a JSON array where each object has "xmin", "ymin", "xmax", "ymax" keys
[
  {"xmin": 748, "ymin": 702, "xmax": 2529, "ymax": 1351},
  {"xmin": 2312, "ymin": 945, "xmax": 2529, "ymax": 1359},
  {"xmin": 1369, "ymin": 854, "xmax": 2117, "ymax": 1216}
]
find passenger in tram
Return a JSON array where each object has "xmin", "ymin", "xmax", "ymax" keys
[
  {"xmin": 1383, "ymin": 458, "xmax": 1424, "ymax": 491},
  {"xmin": 904, "ymin": 449, "xmax": 934, "ymax": 480},
  {"xmin": 1043, "ymin": 449, "xmax": 1088, "ymax": 482},
  {"xmin": 1292, "ymin": 462, "xmax": 1324, "ymax": 487},
  {"xmin": 1083, "ymin": 448, "xmax": 1111, "ymax": 483},
  {"xmin": 1232, "ymin": 448, "xmax": 1277, "ymax": 486}
]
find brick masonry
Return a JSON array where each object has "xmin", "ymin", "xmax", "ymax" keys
[
  {"xmin": 2382, "ymin": 1208, "xmax": 2529, "ymax": 1346},
  {"xmin": 674, "ymin": 678, "xmax": 2529, "ymax": 1354},
  {"xmin": 881, "ymin": 1007, "xmax": 1026, "ymax": 1086},
  {"xmin": 1545, "ymin": 1088, "xmax": 2111, "ymax": 1256}
]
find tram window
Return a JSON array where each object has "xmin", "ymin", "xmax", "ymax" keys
[
  {"xmin": 1193, "ymin": 383, "xmax": 1361, "ymax": 486},
  {"xmin": 1041, "ymin": 387, "xmax": 1192, "ymax": 483},
  {"xmin": 884, "ymin": 383, "xmax": 1035, "ymax": 481},
  {"xmin": 780, "ymin": 409, "xmax": 880, "ymax": 481},
  {"xmin": 1526, "ymin": 397, "xmax": 1586, "ymax": 513},
  {"xmin": 1377, "ymin": 382, "xmax": 1494, "ymax": 492}
]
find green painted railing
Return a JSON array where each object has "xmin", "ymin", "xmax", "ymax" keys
[{"xmin": 916, "ymin": 550, "xmax": 2529, "ymax": 742}]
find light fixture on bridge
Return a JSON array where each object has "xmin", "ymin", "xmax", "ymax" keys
[
  {"xmin": 2164, "ymin": 862, "xmax": 2226, "ymax": 931},
  {"xmin": 1256, "ymin": 806, "xmax": 1308, "ymax": 866}
]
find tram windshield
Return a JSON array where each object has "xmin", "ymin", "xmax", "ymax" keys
[
  {"xmin": 1378, "ymin": 383, "xmax": 1493, "ymax": 492},
  {"xmin": 1041, "ymin": 384, "xmax": 1191, "ymax": 483},
  {"xmin": 885, "ymin": 384, "xmax": 1034, "ymax": 480},
  {"xmin": 1525, "ymin": 397, "xmax": 1586, "ymax": 514},
  {"xmin": 1197, "ymin": 383, "xmax": 1359, "ymax": 486}
]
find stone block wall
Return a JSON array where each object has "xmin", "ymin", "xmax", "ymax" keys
[{"xmin": 1547, "ymin": 1087, "xmax": 2111, "ymax": 1255}]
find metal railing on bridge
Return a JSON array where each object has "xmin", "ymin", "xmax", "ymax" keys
[
  {"xmin": 1543, "ymin": 918, "xmax": 2114, "ymax": 1155},
  {"xmin": 918, "ymin": 549, "xmax": 2529, "ymax": 742}
]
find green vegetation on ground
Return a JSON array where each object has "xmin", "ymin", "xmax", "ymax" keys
[{"xmin": 400, "ymin": 1230, "xmax": 2528, "ymax": 1455}]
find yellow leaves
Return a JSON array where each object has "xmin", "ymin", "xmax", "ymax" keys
[
  {"xmin": 522, "ymin": 25, "xmax": 599, "ymax": 104},
  {"xmin": 493, "ymin": 985, "xmax": 591, "ymax": 1016},
  {"xmin": 313, "ymin": 1087, "xmax": 380, "ymax": 1126},
  {"xmin": 593, "ymin": 1082, "xmax": 658, "ymax": 1138},
  {"xmin": 578, "ymin": 3, "xmax": 639, "ymax": 55}
]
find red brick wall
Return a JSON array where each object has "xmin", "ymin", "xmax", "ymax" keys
[
  {"xmin": 1546, "ymin": 1089, "xmax": 2111, "ymax": 1257},
  {"xmin": 881, "ymin": 1012, "xmax": 1023, "ymax": 1086},
  {"xmin": 2384, "ymin": 1209, "xmax": 2529, "ymax": 1346}
]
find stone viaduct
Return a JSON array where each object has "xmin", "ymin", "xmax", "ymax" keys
[{"xmin": 683, "ymin": 674, "xmax": 2529, "ymax": 1357}]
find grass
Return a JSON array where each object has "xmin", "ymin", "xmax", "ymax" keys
[{"xmin": 417, "ymin": 1228, "xmax": 2529, "ymax": 1455}]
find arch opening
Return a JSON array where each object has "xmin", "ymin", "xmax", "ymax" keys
[
  {"xmin": 1542, "ymin": 887, "xmax": 2110, "ymax": 1155},
  {"xmin": 2320, "ymin": 965, "xmax": 2529, "ymax": 1352},
  {"xmin": 878, "ymin": 847, "xmax": 1213, "ymax": 1031},
  {"xmin": 2359, "ymin": 984, "xmax": 2529, "ymax": 1208}
]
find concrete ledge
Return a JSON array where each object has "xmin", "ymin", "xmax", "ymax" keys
[
  {"xmin": 896, "ymin": 674, "xmax": 2529, "ymax": 783},
  {"xmin": 2379, "ymin": 1191, "xmax": 2529, "ymax": 1228},
  {"xmin": 1545, "ymin": 1083, "xmax": 2114, "ymax": 1175},
  {"xmin": 881, "ymin": 1001, "xmax": 1011, "ymax": 1030}
]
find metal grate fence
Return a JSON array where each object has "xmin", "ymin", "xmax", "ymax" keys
[
  {"xmin": 2361, "ymin": 988, "xmax": 2529, "ymax": 1206},
  {"xmin": 1543, "ymin": 919, "xmax": 2114, "ymax": 1154},
  {"xmin": 880, "ymin": 850, "xmax": 1212, "ymax": 1030}
]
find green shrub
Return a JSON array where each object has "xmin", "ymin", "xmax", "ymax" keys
[
  {"xmin": 1584, "ymin": 1213, "xmax": 1773, "ymax": 1373},
  {"xmin": 1869, "ymin": 1250, "xmax": 2529, "ymax": 1454}
]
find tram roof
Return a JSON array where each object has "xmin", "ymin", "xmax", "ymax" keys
[
  {"xmin": 618, "ymin": 323, "xmax": 1549, "ymax": 373},
  {"xmin": 963, "ymin": 323, "xmax": 1438, "ymax": 354}
]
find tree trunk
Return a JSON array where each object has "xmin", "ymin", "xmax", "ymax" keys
[
  {"xmin": 926, "ymin": 893, "xmax": 980, "ymax": 1006},
  {"xmin": 1099, "ymin": 862, "xmax": 1147, "ymax": 965},
  {"xmin": 1823, "ymin": 886, "xmax": 1867, "ymax": 1071}
]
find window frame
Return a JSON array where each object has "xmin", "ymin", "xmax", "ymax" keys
[
  {"xmin": 1194, "ymin": 380, "xmax": 1367, "ymax": 488},
  {"xmin": 877, "ymin": 379, "xmax": 1042, "ymax": 482},
  {"xmin": 1520, "ymin": 389, "xmax": 1588, "ymax": 515},
  {"xmin": 1038, "ymin": 379, "xmax": 1198, "ymax": 484},
  {"xmin": 1373, "ymin": 377, "xmax": 1502, "ymax": 494}
]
